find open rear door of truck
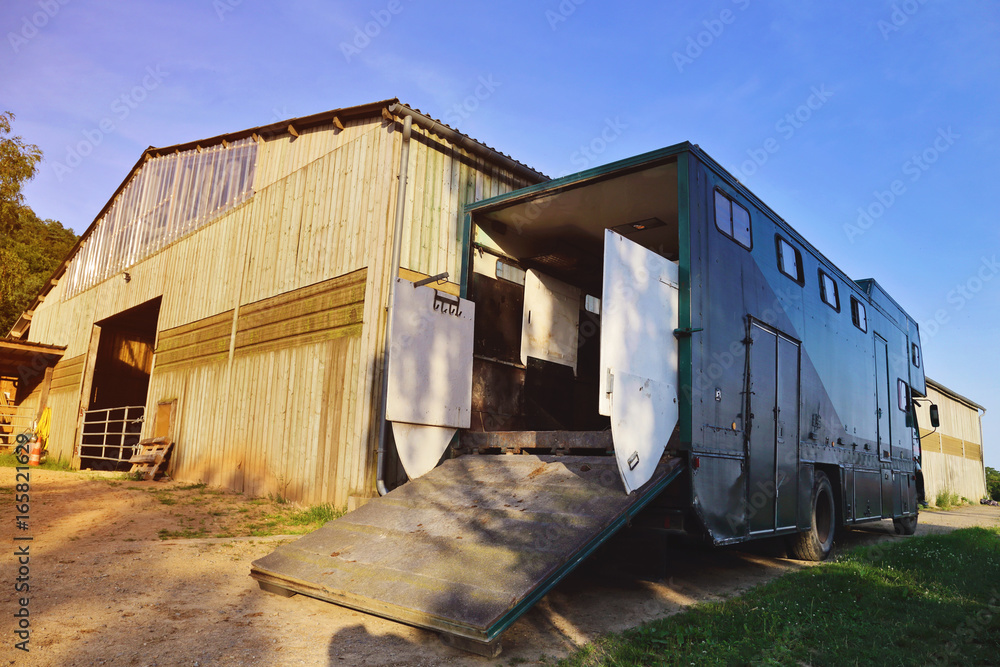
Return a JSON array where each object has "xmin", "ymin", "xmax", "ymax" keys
[{"xmin": 599, "ymin": 229, "xmax": 681, "ymax": 493}]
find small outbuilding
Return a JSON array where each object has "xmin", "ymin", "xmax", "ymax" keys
[{"xmin": 914, "ymin": 377, "xmax": 987, "ymax": 502}]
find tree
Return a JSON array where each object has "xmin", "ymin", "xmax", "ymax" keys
[
  {"xmin": 0, "ymin": 111, "xmax": 77, "ymax": 335},
  {"xmin": 1, "ymin": 111, "xmax": 43, "ymax": 237},
  {"xmin": 986, "ymin": 467, "xmax": 1000, "ymax": 502}
]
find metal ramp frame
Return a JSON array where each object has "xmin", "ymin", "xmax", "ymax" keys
[{"xmin": 250, "ymin": 453, "xmax": 684, "ymax": 656}]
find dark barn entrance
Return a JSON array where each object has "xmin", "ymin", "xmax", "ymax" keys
[{"xmin": 80, "ymin": 298, "xmax": 161, "ymax": 470}]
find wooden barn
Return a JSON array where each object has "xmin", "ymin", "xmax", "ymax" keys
[
  {"xmin": 3, "ymin": 99, "xmax": 545, "ymax": 508},
  {"xmin": 914, "ymin": 377, "xmax": 988, "ymax": 502}
]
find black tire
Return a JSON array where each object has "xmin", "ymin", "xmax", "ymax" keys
[
  {"xmin": 893, "ymin": 512, "xmax": 918, "ymax": 536},
  {"xmin": 787, "ymin": 470, "xmax": 836, "ymax": 561}
]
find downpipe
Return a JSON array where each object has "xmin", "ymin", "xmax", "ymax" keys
[{"xmin": 375, "ymin": 112, "xmax": 412, "ymax": 496}]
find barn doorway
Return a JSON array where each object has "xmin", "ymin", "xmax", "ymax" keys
[{"xmin": 80, "ymin": 298, "xmax": 161, "ymax": 470}]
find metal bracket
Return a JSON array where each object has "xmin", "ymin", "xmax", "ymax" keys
[
  {"xmin": 673, "ymin": 327, "xmax": 703, "ymax": 339},
  {"xmin": 413, "ymin": 271, "xmax": 449, "ymax": 288}
]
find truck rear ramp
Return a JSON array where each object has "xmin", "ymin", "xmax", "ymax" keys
[{"xmin": 250, "ymin": 453, "xmax": 683, "ymax": 656}]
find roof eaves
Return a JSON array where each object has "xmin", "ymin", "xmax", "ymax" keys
[
  {"xmin": 926, "ymin": 377, "xmax": 987, "ymax": 414},
  {"xmin": 8, "ymin": 98, "xmax": 547, "ymax": 336}
]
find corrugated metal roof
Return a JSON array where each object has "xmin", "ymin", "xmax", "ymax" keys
[{"xmin": 7, "ymin": 99, "xmax": 546, "ymax": 339}]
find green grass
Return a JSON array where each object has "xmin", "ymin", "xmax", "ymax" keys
[
  {"xmin": 142, "ymin": 480, "xmax": 347, "ymax": 539},
  {"xmin": 284, "ymin": 503, "xmax": 343, "ymax": 526},
  {"xmin": 559, "ymin": 527, "xmax": 1000, "ymax": 666},
  {"xmin": 241, "ymin": 503, "xmax": 346, "ymax": 537},
  {"xmin": 0, "ymin": 450, "xmax": 77, "ymax": 471}
]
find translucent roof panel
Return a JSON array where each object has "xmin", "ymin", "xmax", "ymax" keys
[{"xmin": 63, "ymin": 138, "xmax": 258, "ymax": 299}]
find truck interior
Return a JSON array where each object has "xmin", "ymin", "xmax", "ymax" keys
[{"xmin": 464, "ymin": 157, "xmax": 681, "ymax": 440}]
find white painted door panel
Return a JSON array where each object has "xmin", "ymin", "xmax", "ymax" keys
[
  {"xmin": 600, "ymin": 229, "xmax": 680, "ymax": 493},
  {"xmin": 520, "ymin": 269, "xmax": 581, "ymax": 374},
  {"xmin": 386, "ymin": 278, "xmax": 475, "ymax": 479}
]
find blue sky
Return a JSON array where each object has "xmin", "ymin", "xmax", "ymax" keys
[{"xmin": 2, "ymin": 1, "xmax": 998, "ymax": 468}]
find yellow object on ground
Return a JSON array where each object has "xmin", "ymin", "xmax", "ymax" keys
[{"xmin": 37, "ymin": 407, "xmax": 51, "ymax": 444}]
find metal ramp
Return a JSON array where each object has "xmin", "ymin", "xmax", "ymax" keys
[{"xmin": 250, "ymin": 452, "xmax": 683, "ymax": 655}]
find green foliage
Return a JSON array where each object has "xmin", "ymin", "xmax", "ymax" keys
[
  {"xmin": 559, "ymin": 528, "xmax": 1000, "ymax": 666},
  {"xmin": 284, "ymin": 502, "xmax": 343, "ymax": 526},
  {"xmin": 0, "ymin": 207, "xmax": 77, "ymax": 334},
  {"xmin": 0, "ymin": 111, "xmax": 42, "ymax": 225},
  {"xmin": 0, "ymin": 110, "xmax": 77, "ymax": 335},
  {"xmin": 986, "ymin": 467, "xmax": 1000, "ymax": 502},
  {"xmin": 934, "ymin": 489, "xmax": 962, "ymax": 509}
]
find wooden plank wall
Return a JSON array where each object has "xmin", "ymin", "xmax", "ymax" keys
[
  {"xmin": 24, "ymin": 110, "xmax": 540, "ymax": 506},
  {"xmin": 147, "ymin": 269, "xmax": 367, "ymax": 505},
  {"xmin": 43, "ymin": 354, "xmax": 86, "ymax": 461},
  {"xmin": 922, "ymin": 448, "xmax": 987, "ymax": 501},
  {"xmin": 399, "ymin": 124, "xmax": 531, "ymax": 283},
  {"xmin": 156, "ymin": 311, "xmax": 234, "ymax": 371}
]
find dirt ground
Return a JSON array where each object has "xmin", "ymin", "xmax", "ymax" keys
[{"xmin": 3, "ymin": 468, "xmax": 999, "ymax": 667}]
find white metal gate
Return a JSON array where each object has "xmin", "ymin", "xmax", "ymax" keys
[{"xmin": 79, "ymin": 405, "xmax": 145, "ymax": 469}]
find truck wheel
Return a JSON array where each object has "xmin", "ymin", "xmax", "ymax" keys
[
  {"xmin": 787, "ymin": 470, "xmax": 835, "ymax": 561},
  {"xmin": 893, "ymin": 513, "xmax": 918, "ymax": 535}
]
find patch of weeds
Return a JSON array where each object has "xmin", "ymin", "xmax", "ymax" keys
[
  {"xmin": 934, "ymin": 489, "xmax": 962, "ymax": 509},
  {"xmin": 283, "ymin": 503, "xmax": 344, "ymax": 526},
  {"xmin": 158, "ymin": 527, "xmax": 210, "ymax": 540},
  {"xmin": 42, "ymin": 457, "xmax": 76, "ymax": 472},
  {"xmin": 148, "ymin": 491, "xmax": 177, "ymax": 505},
  {"xmin": 0, "ymin": 451, "xmax": 77, "ymax": 471},
  {"xmin": 176, "ymin": 483, "xmax": 206, "ymax": 491}
]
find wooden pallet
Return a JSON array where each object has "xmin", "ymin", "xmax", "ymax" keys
[{"xmin": 129, "ymin": 437, "xmax": 173, "ymax": 480}]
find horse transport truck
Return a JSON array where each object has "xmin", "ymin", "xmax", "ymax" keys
[{"xmin": 252, "ymin": 142, "xmax": 935, "ymax": 655}]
